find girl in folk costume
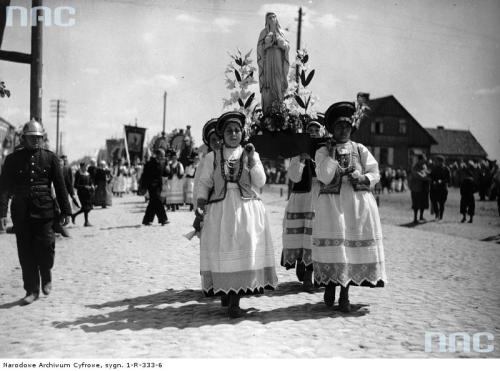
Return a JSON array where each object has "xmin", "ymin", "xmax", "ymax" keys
[
  {"xmin": 281, "ymin": 118, "xmax": 325, "ymax": 290},
  {"xmin": 192, "ymin": 119, "xmax": 221, "ymax": 211},
  {"xmin": 129, "ymin": 161, "xmax": 139, "ymax": 194},
  {"xmin": 183, "ymin": 154, "xmax": 199, "ymax": 211},
  {"xmin": 197, "ymin": 111, "xmax": 278, "ymax": 318},
  {"xmin": 112, "ymin": 164, "xmax": 127, "ymax": 197},
  {"xmin": 165, "ymin": 151, "xmax": 185, "ymax": 211},
  {"xmin": 312, "ymin": 101, "xmax": 386, "ymax": 312}
]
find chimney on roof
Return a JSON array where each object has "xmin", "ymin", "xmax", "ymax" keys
[
  {"xmin": 357, "ymin": 92, "xmax": 370, "ymax": 103},
  {"xmin": 437, "ymin": 125, "xmax": 444, "ymax": 130}
]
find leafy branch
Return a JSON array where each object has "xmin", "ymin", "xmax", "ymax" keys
[
  {"xmin": 286, "ymin": 49, "xmax": 318, "ymax": 114},
  {"xmin": 223, "ymin": 48, "xmax": 258, "ymax": 114}
]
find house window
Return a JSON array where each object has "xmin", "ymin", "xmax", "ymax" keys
[
  {"xmin": 375, "ymin": 120, "xmax": 384, "ymax": 134},
  {"xmin": 379, "ymin": 147, "xmax": 394, "ymax": 166},
  {"xmin": 370, "ymin": 122, "xmax": 375, "ymax": 133},
  {"xmin": 399, "ymin": 119, "xmax": 407, "ymax": 134}
]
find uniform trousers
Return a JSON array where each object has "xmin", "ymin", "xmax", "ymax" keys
[
  {"xmin": 142, "ymin": 185, "xmax": 168, "ymax": 224},
  {"xmin": 430, "ymin": 189, "xmax": 448, "ymax": 219},
  {"xmin": 14, "ymin": 218, "xmax": 55, "ymax": 294}
]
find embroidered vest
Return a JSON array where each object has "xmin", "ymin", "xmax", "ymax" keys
[
  {"xmin": 208, "ymin": 148, "xmax": 260, "ymax": 204},
  {"xmin": 319, "ymin": 141, "xmax": 373, "ymax": 195},
  {"xmin": 292, "ymin": 159, "xmax": 316, "ymax": 193}
]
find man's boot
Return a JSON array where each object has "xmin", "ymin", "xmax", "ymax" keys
[
  {"xmin": 21, "ymin": 292, "xmax": 39, "ymax": 306},
  {"xmin": 42, "ymin": 282, "xmax": 52, "ymax": 295}
]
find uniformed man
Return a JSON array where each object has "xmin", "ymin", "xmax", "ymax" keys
[{"xmin": 0, "ymin": 120, "xmax": 71, "ymax": 305}]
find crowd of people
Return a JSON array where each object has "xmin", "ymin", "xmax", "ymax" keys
[
  {"xmin": 408, "ymin": 155, "xmax": 499, "ymax": 223},
  {"xmin": 0, "ymin": 13, "xmax": 496, "ymax": 318},
  {"xmin": 376, "ymin": 167, "xmax": 408, "ymax": 194},
  {"xmin": 0, "ymin": 115, "xmax": 498, "ymax": 313}
]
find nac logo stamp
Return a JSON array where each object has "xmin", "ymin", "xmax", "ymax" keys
[
  {"xmin": 6, "ymin": 5, "xmax": 76, "ymax": 27},
  {"xmin": 424, "ymin": 332, "xmax": 494, "ymax": 353}
]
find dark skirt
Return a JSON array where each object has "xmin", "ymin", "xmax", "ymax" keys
[
  {"xmin": 77, "ymin": 187, "xmax": 94, "ymax": 211},
  {"xmin": 94, "ymin": 180, "xmax": 112, "ymax": 207},
  {"xmin": 411, "ymin": 191, "xmax": 429, "ymax": 210}
]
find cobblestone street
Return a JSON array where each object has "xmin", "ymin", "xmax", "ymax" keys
[{"xmin": 1, "ymin": 188, "xmax": 499, "ymax": 358}]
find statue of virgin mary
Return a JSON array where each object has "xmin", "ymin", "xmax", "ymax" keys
[{"xmin": 257, "ymin": 12, "xmax": 290, "ymax": 114}]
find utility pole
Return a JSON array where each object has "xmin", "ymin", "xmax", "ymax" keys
[
  {"xmin": 59, "ymin": 131, "xmax": 64, "ymax": 156},
  {"xmin": 30, "ymin": 0, "xmax": 43, "ymax": 122},
  {"xmin": 295, "ymin": 7, "xmax": 303, "ymax": 92},
  {"xmin": 0, "ymin": 0, "xmax": 44, "ymax": 122},
  {"xmin": 50, "ymin": 99, "xmax": 66, "ymax": 155},
  {"xmin": 162, "ymin": 91, "xmax": 167, "ymax": 135}
]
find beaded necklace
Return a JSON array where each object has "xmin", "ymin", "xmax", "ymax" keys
[
  {"xmin": 335, "ymin": 142, "xmax": 353, "ymax": 172},
  {"xmin": 220, "ymin": 147, "xmax": 243, "ymax": 182}
]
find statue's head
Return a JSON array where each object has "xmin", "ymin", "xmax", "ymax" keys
[{"xmin": 265, "ymin": 12, "xmax": 278, "ymax": 29}]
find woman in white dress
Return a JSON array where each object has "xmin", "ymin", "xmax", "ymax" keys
[
  {"xmin": 312, "ymin": 101, "xmax": 386, "ymax": 312},
  {"xmin": 183, "ymin": 154, "xmax": 198, "ymax": 211},
  {"xmin": 281, "ymin": 119, "xmax": 325, "ymax": 290},
  {"xmin": 192, "ymin": 119, "xmax": 220, "ymax": 211},
  {"xmin": 112, "ymin": 165, "xmax": 127, "ymax": 197},
  {"xmin": 165, "ymin": 151, "xmax": 184, "ymax": 211},
  {"xmin": 197, "ymin": 111, "xmax": 278, "ymax": 318}
]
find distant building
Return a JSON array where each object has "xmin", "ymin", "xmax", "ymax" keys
[
  {"xmin": 351, "ymin": 95, "xmax": 437, "ymax": 170},
  {"xmin": 426, "ymin": 126, "xmax": 488, "ymax": 163}
]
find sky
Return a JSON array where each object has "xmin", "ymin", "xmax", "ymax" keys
[{"xmin": 1, "ymin": 0, "xmax": 499, "ymax": 161}]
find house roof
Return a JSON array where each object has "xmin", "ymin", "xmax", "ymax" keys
[
  {"xmin": 426, "ymin": 127, "xmax": 488, "ymax": 158},
  {"xmin": 367, "ymin": 95, "xmax": 438, "ymax": 144},
  {"xmin": 0, "ymin": 116, "xmax": 15, "ymax": 130}
]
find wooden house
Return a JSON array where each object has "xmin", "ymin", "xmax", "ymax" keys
[
  {"xmin": 351, "ymin": 95, "xmax": 437, "ymax": 169},
  {"xmin": 426, "ymin": 126, "xmax": 488, "ymax": 163}
]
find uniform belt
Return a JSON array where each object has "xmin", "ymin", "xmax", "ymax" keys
[{"xmin": 14, "ymin": 185, "xmax": 51, "ymax": 197}]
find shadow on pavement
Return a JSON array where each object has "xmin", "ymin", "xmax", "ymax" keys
[
  {"xmin": 128, "ymin": 209, "xmax": 146, "ymax": 214},
  {"xmin": 53, "ymin": 298, "xmax": 369, "ymax": 332},
  {"xmin": 399, "ymin": 221, "xmax": 421, "ymax": 228},
  {"xmin": 86, "ymin": 289, "xmax": 207, "ymax": 309},
  {"xmin": 481, "ymin": 234, "xmax": 500, "ymax": 244},
  {"xmin": 121, "ymin": 201, "xmax": 147, "ymax": 205},
  {"xmin": 99, "ymin": 225, "xmax": 144, "ymax": 230},
  {"xmin": 0, "ymin": 299, "xmax": 24, "ymax": 308}
]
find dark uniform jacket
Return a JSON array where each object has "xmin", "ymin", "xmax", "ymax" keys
[
  {"xmin": 141, "ymin": 157, "xmax": 166, "ymax": 190},
  {"xmin": 0, "ymin": 148, "xmax": 71, "ymax": 221},
  {"xmin": 430, "ymin": 165, "xmax": 451, "ymax": 191}
]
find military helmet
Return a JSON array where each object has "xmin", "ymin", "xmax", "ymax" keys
[{"xmin": 22, "ymin": 119, "xmax": 45, "ymax": 136}]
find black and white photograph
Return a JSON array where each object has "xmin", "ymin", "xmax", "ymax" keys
[{"xmin": 0, "ymin": 0, "xmax": 499, "ymax": 366}]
